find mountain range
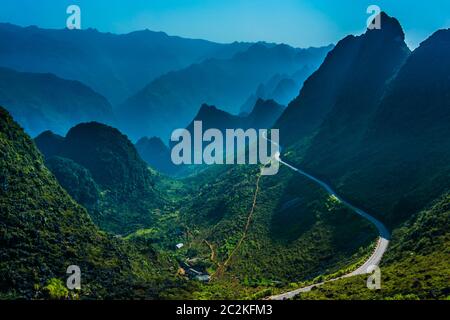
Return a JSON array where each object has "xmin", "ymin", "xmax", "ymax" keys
[
  {"xmin": 0, "ymin": 12, "xmax": 448, "ymax": 300},
  {"xmin": 135, "ymin": 99, "xmax": 284, "ymax": 176},
  {"xmin": 135, "ymin": 136, "xmax": 179, "ymax": 176},
  {"xmin": 0, "ymin": 67, "xmax": 115, "ymax": 137},
  {"xmin": 0, "ymin": 23, "xmax": 331, "ymax": 141},
  {"xmin": 155, "ymin": 12, "xmax": 450, "ymax": 298},
  {"xmin": 186, "ymin": 99, "xmax": 284, "ymax": 134},
  {"xmin": 280, "ymin": 13, "xmax": 450, "ymax": 229},
  {"xmin": 0, "ymin": 107, "xmax": 183, "ymax": 299},
  {"xmin": 0, "ymin": 23, "xmax": 253, "ymax": 105},
  {"xmin": 117, "ymin": 43, "xmax": 331, "ymax": 140}
]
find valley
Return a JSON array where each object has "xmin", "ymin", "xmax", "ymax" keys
[
  {"xmin": 266, "ymin": 155, "xmax": 390, "ymax": 300},
  {"xmin": 0, "ymin": 9, "xmax": 449, "ymax": 301}
]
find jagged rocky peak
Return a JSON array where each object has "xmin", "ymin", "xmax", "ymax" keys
[{"xmin": 366, "ymin": 11, "xmax": 406, "ymax": 41}]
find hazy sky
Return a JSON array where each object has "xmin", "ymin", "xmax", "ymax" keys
[{"xmin": 0, "ymin": 0, "xmax": 449, "ymax": 48}]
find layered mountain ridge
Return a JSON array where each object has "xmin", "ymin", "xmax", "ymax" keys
[
  {"xmin": 0, "ymin": 11, "xmax": 448, "ymax": 301},
  {"xmin": 117, "ymin": 43, "xmax": 331, "ymax": 140},
  {"xmin": 0, "ymin": 67, "xmax": 115, "ymax": 137},
  {"xmin": 35, "ymin": 122, "xmax": 164, "ymax": 234},
  {"xmin": 0, "ymin": 23, "xmax": 253, "ymax": 104}
]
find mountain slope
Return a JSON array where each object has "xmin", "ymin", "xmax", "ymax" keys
[
  {"xmin": 34, "ymin": 123, "xmax": 165, "ymax": 234},
  {"xmin": 45, "ymin": 156, "xmax": 101, "ymax": 207},
  {"xmin": 296, "ymin": 193, "xmax": 449, "ymax": 300},
  {"xmin": 276, "ymin": 13, "xmax": 410, "ymax": 147},
  {"xmin": 0, "ymin": 67, "xmax": 115, "ymax": 137},
  {"xmin": 59, "ymin": 122, "xmax": 155, "ymax": 200},
  {"xmin": 240, "ymin": 66, "xmax": 313, "ymax": 114},
  {"xmin": 246, "ymin": 99, "xmax": 285, "ymax": 129},
  {"xmin": 168, "ymin": 14, "xmax": 450, "ymax": 299},
  {"xmin": 0, "ymin": 106, "xmax": 173, "ymax": 299},
  {"xmin": 34, "ymin": 130, "xmax": 65, "ymax": 159},
  {"xmin": 187, "ymin": 104, "xmax": 242, "ymax": 133},
  {"xmin": 180, "ymin": 99, "xmax": 284, "ymax": 168},
  {"xmin": 298, "ymin": 27, "xmax": 450, "ymax": 229},
  {"xmin": 302, "ymin": 13, "xmax": 410, "ymax": 170},
  {"xmin": 172, "ymin": 164, "xmax": 377, "ymax": 299},
  {"xmin": 139, "ymin": 99, "xmax": 284, "ymax": 177},
  {"xmin": 117, "ymin": 44, "xmax": 331, "ymax": 140},
  {"xmin": 0, "ymin": 23, "xmax": 253, "ymax": 104},
  {"xmin": 136, "ymin": 137, "xmax": 179, "ymax": 176},
  {"xmin": 186, "ymin": 99, "xmax": 284, "ymax": 134}
]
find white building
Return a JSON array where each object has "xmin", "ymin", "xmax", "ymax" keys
[{"xmin": 176, "ymin": 243, "xmax": 184, "ymax": 249}]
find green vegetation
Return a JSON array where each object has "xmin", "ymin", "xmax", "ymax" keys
[
  {"xmin": 296, "ymin": 193, "xmax": 450, "ymax": 300},
  {"xmin": 282, "ymin": 22, "xmax": 450, "ymax": 232},
  {"xmin": 117, "ymin": 43, "xmax": 330, "ymax": 140},
  {"xmin": 0, "ymin": 107, "xmax": 187, "ymax": 299},
  {"xmin": 143, "ymin": 163, "xmax": 377, "ymax": 299},
  {"xmin": 34, "ymin": 123, "xmax": 173, "ymax": 235},
  {"xmin": 45, "ymin": 156, "xmax": 100, "ymax": 206},
  {"xmin": 41, "ymin": 278, "xmax": 70, "ymax": 300}
]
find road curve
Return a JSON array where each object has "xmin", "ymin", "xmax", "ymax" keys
[{"xmin": 263, "ymin": 135, "xmax": 390, "ymax": 300}]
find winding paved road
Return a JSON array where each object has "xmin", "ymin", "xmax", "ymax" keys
[{"xmin": 263, "ymin": 135, "xmax": 391, "ymax": 300}]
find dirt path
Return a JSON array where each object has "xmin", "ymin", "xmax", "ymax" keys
[
  {"xmin": 212, "ymin": 173, "xmax": 262, "ymax": 279},
  {"xmin": 204, "ymin": 240, "xmax": 218, "ymax": 266}
]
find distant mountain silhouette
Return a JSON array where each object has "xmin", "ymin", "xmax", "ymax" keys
[
  {"xmin": 239, "ymin": 66, "xmax": 314, "ymax": 114},
  {"xmin": 177, "ymin": 99, "xmax": 284, "ymax": 166},
  {"xmin": 0, "ymin": 106, "xmax": 168, "ymax": 299},
  {"xmin": 147, "ymin": 99, "xmax": 284, "ymax": 174},
  {"xmin": 276, "ymin": 13, "xmax": 410, "ymax": 147},
  {"xmin": 246, "ymin": 98, "xmax": 286, "ymax": 129},
  {"xmin": 0, "ymin": 67, "xmax": 115, "ymax": 137},
  {"xmin": 117, "ymin": 44, "xmax": 331, "ymax": 140},
  {"xmin": 186, "ymin": 99, "xmax": 284, "ymax": 134},
  {"xmin": 0, "ymin": 23, "xmax": 253, "ymax": 104},
  {"xmin": 300, "ymin": 12, "xmax": 410, "ymax": 167},
  {"xmin": 136, "ymin": 137, "xmax": 179, "ymax": 176},
  {"xmin": 187, "ymin": 104, "xmax": 242, "ymax": 133}
]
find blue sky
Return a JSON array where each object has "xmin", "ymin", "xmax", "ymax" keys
[{"xmin": 0, "ymin": 0, "xmax": 449, "ymax": 48}]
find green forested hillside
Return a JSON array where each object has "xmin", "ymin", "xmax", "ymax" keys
[
  {"xmin": 35, "ymin": 123, "xmax": 170, "ymax": 235},
  {"xmin": 60, "ymin": 122, "xmax": 155, "ymax": 201},
  {"xmin": 138, "ymin": 164, "xmax": 378, "ymax": 299},
  {"xmin": 168, "ymin": 14, "xmax": 450, "ymax": 299},
  {"xmin": 296, "ymin": 193, "xmax": 450, "ymax": 300},
  {"xmin": 0, "ymin": 107, "xmax": 182, "ymax": 299},
  {"xmin": 263, "ymin": 16, "xmax": 450, "ymax": 300},
  {"xmin": 1, "ymin": 12, "xmax": 448, "ymax": 301},
  {"xmin": 117, "ymin": 43, "xmax": 330, "ymax": 140},
  {"xmin": 296, "ymin": 28, "xmax": 450, "ymax": 229},
  {"xmin": 0, "ymin": 67, "xmax": 115, "ymax": 137}
]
